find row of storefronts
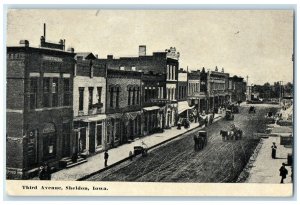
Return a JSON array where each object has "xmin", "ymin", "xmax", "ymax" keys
[{"xmin": 6, "ymin": 32, "xmax": 246, "ymax": 179}]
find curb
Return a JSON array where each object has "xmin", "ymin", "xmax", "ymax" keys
[
  {"xmin": 235, "ymin": 138, "xmax": 264, "ymax": 183},
  {"xmin": 77, "ymin": 115, "xmax": 223, "ymax": 181}
]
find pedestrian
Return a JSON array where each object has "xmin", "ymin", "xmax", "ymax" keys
[
  {"xmin": 271, "ymin": 142, "xmax": 277, "ymax": 159},
  {"xmin": 38, "ymin": 165, "xmax": 46, "ymax": 180},
  {"xmin": 44, "ymin": 163, "xmax": 52, "ymax": 180},
  {"xmin": 104, "ymin": 150, "xmax": 109, "ymax": 167},
  {"xmin": 129, "ymin": 150, "xmax": 133, "ymax": 161},
  {"xmin": 279, "ymin": 163, "xmax": 288, "ymax": 184}
]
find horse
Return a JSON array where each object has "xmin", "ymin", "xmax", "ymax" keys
[{"xmin": 220, "ymin": 130, "xmax": 229, "ymax": 141}]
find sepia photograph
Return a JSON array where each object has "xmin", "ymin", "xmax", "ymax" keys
[{"xmin": 5, "ymin": 8, "xmax": 294, "ymax": 197}]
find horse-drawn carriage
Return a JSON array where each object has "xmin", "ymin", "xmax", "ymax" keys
[
  {"xmin": 225, "ymin": 110, "xmax": 234, "ymax": 120},
  {"xmin": 220, "ymin": 125, "xmax": 243, "ymax": 141},
  {"xmin": 133, "ymin": 141, "xmax": 148, "ymax": 157},
  {"xmin": 194, "ymin": 130, "xmax": 208, "ymax": 151},
  {"xmin": 249, "ymin": 106, "xmax": 256, "ymax": 114}
]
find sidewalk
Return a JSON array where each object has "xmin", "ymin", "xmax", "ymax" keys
[
  {"xmin": 246, "ymin": 136, "xmax": 293, "ymax": 183},
  {"xmin": 49, "ymin": 114, "xmax": 223, "ymax": 181}
]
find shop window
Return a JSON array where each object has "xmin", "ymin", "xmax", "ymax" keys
[
  {"xmin": 43, "ymin": 133, "xmax": 56, "ymax": 159},
  {"xmin": 97, "ymin": 87, "xmax": 102, "ymax": 104},
  {"xmin": 29, "ymin": 78, "xmax": 38, "ymax": 109},
  {"xmin": 96, "ymin": 123, "xmax": 103, "ymax": 147}
]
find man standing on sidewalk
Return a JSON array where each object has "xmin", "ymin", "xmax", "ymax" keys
[
  {"xmin": 104, "ymin": 150, "xmax": 109, "ymax": 167},
  {"xmin": 279, "ymin": 163, "xmax": 288, "ymax": 183},
  {"xmin": 271, "ymin": 142, "xmax": 277, "ymax": 159}
]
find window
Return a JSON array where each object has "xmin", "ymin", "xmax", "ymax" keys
[
  {"xmin": 43, "ymin": 133, "xmax": 57, "ymax": 160},
  {"xmin": 116, "ymin": 87, "xmax": 120, "ymax": 108},
  {"xmin": 136, "ymin": 87, "xmax": 140, "ymax": 105},
  {"xmin": 167, "ymin": 65, "xmax": 169, "ymax": 80},
  {"xmin": 97, "ymin": 87, "xmax": 102, "ymax": 104},
  {"xmin": 90, "ymin": 65, "xmax": 94, "ymax": 78},
  {"xmin": 88, "ymin": 87, "xmax": 94, "ymax": 110},
  {"xmin": 96, "ymin": 124, "xmax": 102, "ymax": 146},
  {"xmin": 120, "ymin": 66, "xmax": 125, "ymax": 70},
  {"xmin": 29, "ymin": 78, "xmax": 38, "ymax": 109},
  {"xmin": 63, "ymin": 78, "xmax": 71, "ymax": 106},
  {"xmin": 43, "ymin": 78, "xmax": 50, "ymax": 107},
  {"xmin": 110, "ymin": 87, "xmax": 114, "ymax": 108},
  {"xmin": 131, "ymin": 66, "xmax": 136, "ymax": 71},
  {"xmin": 52, "ymin": 78, "xmax": 59, "ymax": 107},
  {"xmin": 79, "ymin": 87, "xmax": 84, "ymax": 111},
  {"xmin": 128, "ymin": 87, "xmax": 132, "ymax": 105},
  {"xmin": 132, "ymin": 87, "xmax": 136, "ymax": 105}
]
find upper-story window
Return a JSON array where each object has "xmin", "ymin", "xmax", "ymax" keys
[
  {"xmin": 110, "ymin": 86, "xmax": 120, "ymax": 108},
  {"xmin": 29, "ymin": 78, "xmax": 38, "ymax": 109},
  {"xmin": 131, "ymin": 66, "xmax": 136, "ymax": 71},
  {"xmin": 52, "ymin": 78, "xmax": 59, "ymax": 107},
  {"xmin": 79, "ymin": 87, "xmax": 84, "ymax": 111},
  {"xmin": 120, "ymin": 66, "xmax": 125, "ymax": 71},
  {"xmin": 88, "ymin": 87, "xmax": 94, "ymax": 110},
  {"xmin": 63, "ymin": 78, "xmax": 71, "ymax": 106},
  {"xmin": 43, "ymin": 78, "xmax": 50, "ymax": 107}
]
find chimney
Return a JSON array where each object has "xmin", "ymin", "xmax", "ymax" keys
[
  {"xmin": 107, "ymin": 55, "xmax": 113, "ymax": 59},
  {"xmin": 139, "ymin": 45, "xmax": 146, "ymax": 56},
  {"xmin": 67, "ymin": 47, "xmax": 74, "ymax": 53},
  {"xmin": 19, "ymin": 40, "xmax": 29, "ymax": 47},
  {"xmin": 44, "ymin": 23, "xmax": 46, "ymax": 39}
]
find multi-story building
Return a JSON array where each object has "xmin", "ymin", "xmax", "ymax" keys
[
  {"xmin": 177, "ymin": 68, "xmax": 194, "ymax": 122},
  {"xmin": 6, "ymin": 31, "xmax": 75, "ymax": 179},
  {"xmin": 105, "ymin": 69, "xmax": 143, "ymax": 147},
  {"xmin": 207, "ymin": 67, "xmax": 230, "ymax": 112},
  {"xmin": 228, "ymin": 75, "xmax": 247, "ymax": 103},
  {"xmin": 73, "ymin": 53, "xmax": 107, "ymax": 157},
  {"xmin": 187, "ymin": 68, "xmax": 208, "ymax": 114},
  {"xmin": 99, "ymin": 45, "xmax": 180, "ymax": 129},
  {"xmin": 141, "ymin": 72, "xmax": 166, "ymax": 135}
]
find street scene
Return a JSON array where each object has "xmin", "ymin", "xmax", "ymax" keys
[{"xmin": 6, "ymin": 10, "xmax": 293, "ymax": 187}]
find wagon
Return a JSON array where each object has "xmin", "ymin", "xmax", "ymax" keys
[
  {"xmin": 249, "ymin": 106, "xmax": 256, "ymax": 114},
  {"xmin": 133, "ymin": 146, "xmax": 148, "ymax": 157},
  {"xmin": 194, "ymin": 131, "xmax": 208, "ymax": 150},
  {"xmin": 225, "ymin": 110, "xmax": 234, "ymax": 120}
]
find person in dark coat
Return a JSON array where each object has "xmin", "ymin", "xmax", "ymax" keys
[
  {"xmin": 104, "ymin": 150, "xmax": 109, "ymax": 167},
  {"xmin": 279, "ymin": 163, "xmax": 288, "ymax": 183},
  {"xmin": 271, "ymin": 142, "xmax": 277, "ymax": 159},
  {"xmin": 39, "ymin": 163, "xmax": 51, "ymax": 180},
  {"xmin": 38, "ymin": 165, "xmax": 46, "ymax": 180}
]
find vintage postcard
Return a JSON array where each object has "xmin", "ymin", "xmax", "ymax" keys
[{"xmin": 5, "ymin": 9, "xmax": 294, "ymax": 197}]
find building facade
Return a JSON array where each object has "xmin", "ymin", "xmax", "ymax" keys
[
  {"xmin": 73, "ymin": 53, "xmax": 107, "ymax": 157},
  {"xmin": 6, "ymin": 38, "xmax": 75, "ymax": 179},
  {"xmin": 228, "ymin": 75, "xmax": 247, "ymax": 103},
  {"xmin": 105, "ymin": 69, "xmax": 143, "ymax": 147}
]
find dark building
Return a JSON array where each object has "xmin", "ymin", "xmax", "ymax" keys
[
  {"xmin": 228, "ymin": 75, "xmax": 247, "ymax": 103},
  {"xmin": 99, "ymin": 46, "xmax": 180, "ymax": 129},
  {"xmin": 105, "ymin": 69, "xmax": 143, "ymax": 147},
  {"xmin": 141, "ymin": 72, "xmax": 166, "ymax": 135},
  {"xmin": 187, "ymin": 68, "xmax": 208, "ymax": 114},
  {"xmin": 6, "ymin": 32, "xmax": 75, "ymax": 179}
]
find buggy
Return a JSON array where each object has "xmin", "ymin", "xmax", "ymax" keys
[
  {"xmin": 133, "ymin": 141, "xmax": 148, "ymax": 157},
  {"xmin": 249, "ymin": 106, "xmax": 256, "ymax": 114},
  {"xmin": 194, "ymin": 130, "xmax": 208, "ymax": 150},
  {"xmin": 225, "ymin": 110, "xmax": 234, "ymax": 120}
]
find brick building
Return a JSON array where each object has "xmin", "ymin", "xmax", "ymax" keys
[
  {"xmin": 73, "ymin": 53, "xmax": 107, "ymax": 158},
  {"xmin": 207, "ymin": 67, "xmax": 230, "ymax": 112},
  {"xmin": 187, "ymin": 68, "xmax": 208, "ymax": 115},
  {"xmin": 6, "ymin": 35, "xmax": 75, "ymax": 179},
  {"xmin": 228, "ymin": 75, "xmax": 247, "ymax": 103},
  {"xmin": 105, "ymin": 69, "xmax": 143, "ymax": 147},
  {"xmin": 99, "ymin": 46, "xmax": 180, "ymax": 129}
]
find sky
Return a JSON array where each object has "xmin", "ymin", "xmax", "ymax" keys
[{"xmin": 6, "ymin": 9, "xmax": 294, "ymax": 85}]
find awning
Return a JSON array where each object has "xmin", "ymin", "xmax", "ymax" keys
[
  {"xmin": 143, "ymin": 106, "xmax": 160, "ymax": 111},
  {"xmin": 74, "ymin": 114, "xmax": 107, "ymax": 123},
  {"xmin": 178, "ymin": 101, "xmax": 194, "ymax": 114}
]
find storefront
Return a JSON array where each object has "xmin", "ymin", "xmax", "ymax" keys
[
  {"xmin": 74, "ymin": 114, "xmax": 107, "ymax": 155},
  {"xmin": 142, "ymin": 106, "xmax": 161, "ymax": 135},
  {"xmin": 177, "ymin": 101, "xmax": 194, "ymax": 123}
]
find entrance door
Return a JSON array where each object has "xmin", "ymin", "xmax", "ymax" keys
[
  {"xmin": 78, "ymin": 128, "xmax": 86, "ymax": 153},
  {"xmin": 62, "ymin": 122, "xmax": 71, "ymax": 157}
]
